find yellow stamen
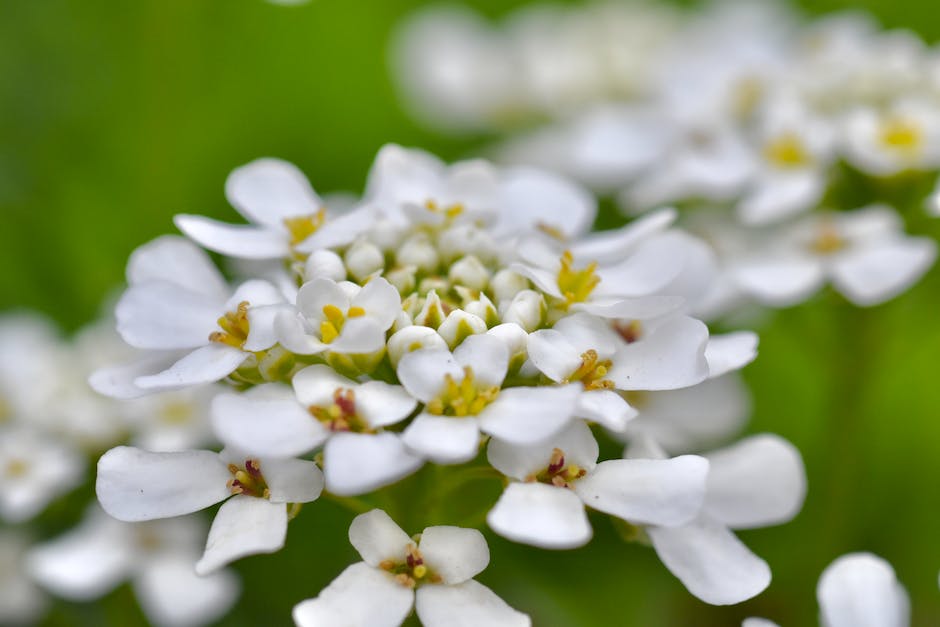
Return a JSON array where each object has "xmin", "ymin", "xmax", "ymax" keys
[
  {"xmin": 557, "ymin": 251, "xmax": 600, "ymax": 308},
  {"xmin": 810, "ymin": 223, "xmax": 845, "ymax": 255},
  {"xmin": 283, "ymin": 209, "xmax": 326, "ymax": 247},
  {"xmin": 426, "ymin": 366, "xmax": 500, "ymax": 417},
  {"xmin": 565, "ymin": 349, "xmax": 614, "ymax": 390},
  {"xmin": 763, "ymin": 132, "xmax": 811, "ymax": 168},
  {"xmin": 209, "ymin": 301, "xmax": 251, "ymax": 348},
  {"xmin": 879, "ymin": 117, "xmax": 923, "ymax": 155}
]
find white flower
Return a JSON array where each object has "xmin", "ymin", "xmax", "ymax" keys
[
  {"xmin": 27, "ymin": 505, "xmax": 240, "ymax": 627},
  {"xmin": 396, "ymin": 334, "xmax": 582, "ymax": 464},
  {"xmin": 107, "ymin": 236, "xmax": 285, "ymax": 394},
  {"xmin": 733, "ymin": 205, "xmax": 937, "ymax": 306},
  {"xmin": 96, "ymin": 445, "xmax": 322, "ymax": 574},
  {"xmin": 0, "ymin": 531, "xmax": 46, "ymax": 625},
  {"xmin": 292, "ymin": 509, "xmax": 530, "ymax": 627},
  {"xmin": 486, "ymin": 421, "xmax": 709, "ymax": 549},
  {"xmin": 816, "ymin": 553, "xmax": 909, "ymax": 627},
  {"xmin": 842, "ymin": 99, "xmax": 940, "ymax": 176},
  {"xmin": 123, "ymin": 384, "xmax": 219, "ymax": 452},
  {"xmin": 211, "ymin": 369, "xmax": 422, "ymax": 496},
  {"xmin": 0, "ymin": 427, "xmax": 84, "ymax": 523},
  {"xmin": 175, "ymin": 158, "xmax": 327, "ymax": 260},
  {"xmin": 275, "ymin": 277, "xmax": 400, "ymax": 355},
  {"xmin": 642, "ymin": 434, "xmax": 806, "ymax": 605}
]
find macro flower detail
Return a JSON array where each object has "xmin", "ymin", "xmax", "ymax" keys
[{"xmin": 292, "ymin": 509, "xmax": 530, "ymax": 627}]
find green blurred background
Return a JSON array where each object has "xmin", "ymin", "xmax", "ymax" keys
[{"xmin": 2, "ymin": 0, "xmax": 939, "ymax": 625}]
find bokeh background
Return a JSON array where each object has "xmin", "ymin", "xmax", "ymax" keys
[{"xmin": 2, "ymin": 0, "xmax": 939, "ymax": 625}]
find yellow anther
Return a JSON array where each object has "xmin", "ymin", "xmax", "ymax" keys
[
  {"xmin": 566, "ymin": 349, "xmax": 614, "ymax": 390},
  {"xmin": 283, "ymin": 209, "xmax": 326, "ymax": 247},
  {"xmin": 537, "ymin": 222, "xmax": 566, "ymax": 241},
  {"xmin": 532, "ymin": 447, "xmax": 586, "ymax": 488},
  {"xmin": 309, "ymin": 388, "xmax": 371, "ymax": 433},
  {"xmin": 413, "ymin": 565, "xmax": 428, "ymax": 579},
  {"xmin": 322, "ymin": 304, "xmax": 345, "ymax": 325},
  {"xmin": 427, "ymin": 366, "xmax": 500, "ymax": 417},
  {"xmin": 319, "ymin": 321, "xmax": 339, "ymax": 344},
  {"xmin": 879, "ymin": 117, "xmax": 923, "ymax": 154},
  {"xmin": 210, "ymin": 301, "xmax": 251, "ymax": 348},
  {"xmin": 227, "ymin": 459, "xmax": 270, "ymax": 499},
  {"xmin": 810, "ymin": 223, "xmax": 845, "ymax": 255},
  {"xmin": 763, "ymin": 132, "xmax": 811, "ymax": 168},
  {"xmin": 557, "ymin": 250, "xmax": 600, "ymax": 307},
  {"xmin": 423, "ymin": 199, "xmax": 465, "ymax": 220},
  {"xmin": 347, "ymin": 306, "xmax": 366, "ymax": 317}
]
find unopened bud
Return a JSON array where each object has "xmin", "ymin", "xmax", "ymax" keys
[
  {"xmin": 438, "ymin": 309, "xmax": 487, "ymax": 348},
  {"xmin": 387, "ymin": 325, "xmax": 448, "ymax": 367},
  {"xmin": 414, "ymin": 290, "xmax": 446, "ymax": 329},
  {"xmin": 448, "ymin": 255, "xmax": 490, "ymax": 291},
  {"xmin": 304, "ymin": 249, "xmax": 347, "ymax": 282},
  {"xmin": 464, "ymin": 293, "xmax": 499, "ymax": 327},
  {"xmin": 344, "ymin": 240, "xmax": 385, "ymax": 281},
  {"xmin": 501, "ymin": 289, "xmax": 546, "ymax": 332},
  {"xmin": 397, "ymin": 234, "xmax": 440, "ymax": 273},
  {"xmin": 491, "ymin": 269, "xmax": 530, "ymax": 305},
  {"xmin": 386, "ymin": 265, "xmax": 417, "ymax": 295}
]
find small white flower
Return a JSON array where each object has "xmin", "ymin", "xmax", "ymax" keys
[
  {"xmin": 486, "ymin": 422, "xmax": 709, "ymax": 549},
  {"xmin": 733, "ymin": 205, "xmax": 937, "ymax": 306},
  {"xmin": 0, "ymin": 427, "xmax": 84, "ymax": 523},
  {"xmin": 292, "ymin": 509, "xmax": 530, "ymax": 627},
  {"xmin": 96, "ymin": 445, "xmax": 322, "ymax": 574},
  {"xmin": 108, "ymin": 236, "xmax": 285, "ymax": 394},
  {"xmin": 211, "ymin": 370, "xmax": 422, "ymax": 496},
  {"xmin": 275, "ymin": 277, "xmax": 401, "ymax": 355},
  {"xmin": 842, "ymin": 99, "xmax": 940, "ymax": 176},
  {"xmin": 397, "ymin": 334, "xmax": 582, "ymax": 464},
  {"xmin": 816, "ymin": 553, "xmax": 909, "ymax": 627},
  {"xmin": 27, "ymin": 505, "xmax": 240, "ymax": 627},
  {"xmin": 175, "ymin": 158, "xmax": 328, "ymax": 260},
  {"xmin": 124, "ymin": 384, "xmax": 219, "ymax": 453}
]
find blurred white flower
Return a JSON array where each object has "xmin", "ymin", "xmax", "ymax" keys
[
  {"xmin": 0, "ymin": 531, "xmax": 46, "ymax": 624},
  {"xmin": 0, "ymin": 427, "xmax": 83, "ymax": 523}
]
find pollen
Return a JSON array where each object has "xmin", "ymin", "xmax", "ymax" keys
[
  {"xmin": 763, "ymin": 132, "xmax": 812, "ymax": 168},
  {"xmin": 529, "ymin": 448, "xmax": 587, "ymax": 488},
  {"xmin": 283, "ymin": 209, "xmax": 326, "ymax": 247},
  {"xmin": 426, "ymin": 366, "xmax": 500, "ymax": 417},
  {"xmin": 565, "ymin": 349, "xmax": 614, "ymax": 391},
  {"xmin": 308, "ymin": 387, "xmax": 372, "ymax": 433},
  {"xmin": 227, "ymin": 459, "xmax": 270, "ymax": 499},
  {"xmin": 556, "ymin": 250, "xmax": 600, "ymax": 308},
  {"xmin": 209, "ymin": 301, "xmax": 251, "ymax": 348}
]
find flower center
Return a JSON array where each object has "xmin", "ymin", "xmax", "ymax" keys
[
  {"xmin": 879, "ymin": 117, "xmax": 923, "ymax": 155},
  {"xmin": 423, "ymin": 199, "xmax": 465, "ymax": 221},
  {"xmin": 319, "ymin": 304, "xmax": 366, "ymax": 344},
  {"xmin": 210, "ymin": 301, "xmax": 251, "ymax": 348},
  {"xmin": 379, "ymin": 543, "xmax": 441, "ymax": 588},
  {"xmin": 158, "ymin": 401, "xmax": 193, "ymax": 426},
  {"xmin": 528, "ymin": 448, "xmax": 587, "ymax": 488},
  {"xmin": 565, "ymin": 349, "xmax": 614, "ymax": 391},
  {"xmin": 763, "ymin": 132, "xmax": 812, "ymax": 169},
  {"xmin": 557, "ymin": 251, "xmax": 600, "ymax": 307},
  {"xmin": 4, "ymin": 458, "xmax": 29, "ymax": 479},
  {"xmin": 283, "ymin": 209, "xmax": 326, "ymax": 247},
  {"xmin": 308, "ymin": 388, "xmax": 372, "ymax": 433},
  {"xmin": 613, "ymin": 320, "xmax": 642, "ymax": 344},
  {"xmin": 227, "ymin": 459, "xmax": 270, "ymax": 499},
  {"xmin": 426, "ymin": 366, "xmax": 500, "ymax": 417},
  {"xmin": 809, "ymin": 223, "xmax": 845, "ymax": 255}
]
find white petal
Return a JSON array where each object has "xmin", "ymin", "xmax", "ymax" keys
[
  {"xmin": 595, "ymin": 234, "xmax": 686, "ymax": 298},
  {"xmin": 212, "ymin": 392, "xmax": 328, "ymax": 459},
  {"xmin": 324, "ymin": 433, "xmax": 424, "ymax": 496},
  {"xmin": 487, "ymin": 421, "xmax": 599, "ymax": 480},
  {"xmin": 705, "ymin": 332, "xmax": 758, "ymax": 379},
  {"xmin": 508, "ymin": 263, "xmax": 564, "ymax": 299},
  {"xmin": 415, "ymin": 580, "xmax": 531, "ymax": 627},
  {"xmin": 292, "ymin": 364, "xmax": 358, "ymax": 406},
  {"xmin": 573, "ymin": 295, "xmax": 684, "ymax": 320},
  {"xmin": 571, "ymin": 208, "xmax": 677, "ymax": 264},
  {"xmin": 275, "ymin": 310, "xmax": 330, "ymax": 355},
  {"xmin": 453, "ymin": 333, "xmax": 509, "ymax": 388},
  {"xmin": 609, "ymin": 316, "xmax": 710, "ymax": 391},
  {"xmin": 817, "ymin": 553, "xmax": 909, "ymax": 627},
  {"xmin": 738, "ymin": 171, "xmax": 824, "ymax": 226},
  {"xmin": 348, "ymin": 509, "xmax": 411, "ymax": 566},
  {"xmin": 648, "ymin": 517, "xmax": 770, "ymax": 605},
  {"xmin": 526, "ymin": 330, "xmax": 580, "ymax": 382},
  {"xmin": 742, "ymin": 618, "xmax": 780, "ymax": 627},
  {"xmin": 134, "ymin": 344, "xmax": 247, "ymax": 390},
  {"xmin": 830, "ymin": 237, "xmax": 936, "ymax": 306},
  {"xmin": 418, "ymin": 526, "xmax": 489, "ymax": 585},
  {"xmin": 574, "ymin": 456, "xmax": 708, "ymax": 527},
  {"xmin": 127, "ymin": 235, "xmax": 228, "ymax": 298},
  {"xmin": 26, "ymin": 510, "xmax": 134, "ymax": 600},
  {"xmin": 297, "ymin": 277, "xmax": 351, "ymax": 319},
  {"xmin": 196, "ymin": 496, "xmax": 287, "ymax": 574},
  {"xmin": 294, "ymin": 206, "xmax": 375, "ymax": 253},
  {"xmin": 292, "ymin": 562, "xmax": 414, "ymax": 627},
  {"xmin": 401, "ymin": 414, "xmax": 481, "ymax": 465},
  {"xmin": 397, "ymin": 350, "xmax": 463, "ymax": 403},
  {"xmin": 225, "ymin": 158, "xmax": 321, "ymax": 228},
  {"xmin": 575, "ymin": 389, "xmax": 637, "ymax": 431},
  {"xmin": 89, "ymin": 352, "xmax": 186, "ymax": 399},
  {"xmin": 704, "ymin": 435, "xmax": 806, "ymax": 529},
  {"xmin": 96, "ymin": 447, "xmax": 231, "ymax": 521},
  {"xmin": 477, "ymin": 384, "xmax": 581, "ymax": 444},
  {"xmin": 135, "ymin": 552, "xmax": 240, "ymax": 627},
  {"xmin": 174, "ymin": 215, "xmax": 289, "ymax": 259},
  {"xmin": 244, "ymin": 304, "xmax": 293, "ymax": 352},
  {"xmin": 733, "ymin": 256, "xmax": 825, "ymax": 307},
  {"xmin": 486, "ymin": 483, "xmax": 591, "ymax": 549},
  {"xmin": 262, "ymin": 457, "xmax": 324, "ymax": 504},
  {"xmin": 351, "ymin": 277, "xmax": 401, "ymax": 330},
  {"xmin": 330, "ymin": 317, "xmax": 388, "ymax": 354},
  {"xmin": 116, "ymin": 282, "xmax": 221, "ymax": 350},
  {"xmin": 497, "ymin": 167, "xmax": 595, "ymax": 239},
  {"xmin": 354, "ymin": 382, "xmax": 418, "ymax": 428}
]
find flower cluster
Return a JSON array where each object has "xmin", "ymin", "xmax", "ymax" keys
[
  {"xmin": 393, "ymin": 1, "xmax": 939, "ymax": 313},
  {"xmin": 90, "ymin": 144, "xmax": 806, "ymax": 623}
]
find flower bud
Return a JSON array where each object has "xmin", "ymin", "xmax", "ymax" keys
[
  {"xmin": 385, "ymin": 265, "xmax": 417, "ymax": 295},
  {"xmin": 344, "ymin": 240, "xmax": 385, "ymax": 281},
  {"xmin": 304, "ymin": 250, "xmax": 347, "ymax": 282},
  {"xmin": 463, "ymin": 293, "xmax": 499, "ymax": 327},
  {"xmin": 448, "ymin": 255, "xmax": 490, "ymax": 291},
  {"xmin": 438, "ymin": 309, "xmax": 487, "ymax": 348},
  {"xmin": 368, "ymin": 218, "xmax": 405, "ymax": 251},
  {"xmin": 501, "ymin": 289, "xmax": 545, "ymax": 332},
  {"xmin": 387, "ymin": 325, "xmax": 448, "ymax": 367},
  {"xmin": 397, "ymin": 234, "xmax": 440, "ymax": 273},
  {"xmin": 414, "ymin": 290, "xmax": 446, "ymax": 329},
  {"xmin": 438, "ymin": 224, "xmax": 499, "ymax": 263},
  {"xmin": 491, "ymin": 269, "xmax": 530, "ymax": 304}
]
